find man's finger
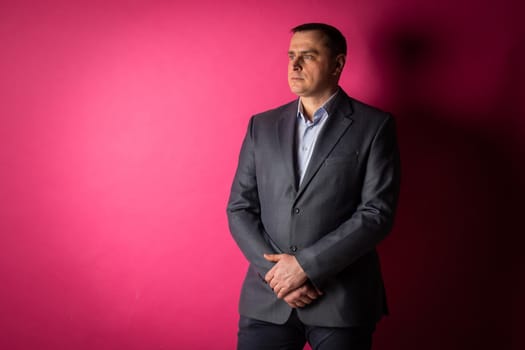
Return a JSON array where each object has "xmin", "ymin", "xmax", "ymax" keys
[
  {"xmin": 283, "ymin": 289, "xmax": 301, "ymax": 303},
  {"xmin": 305, "ymin": 289, "xmax": 319, "ymax": 299},
  {"xmin": 264, "ymin": 264, "xmax": 276, "ymax": 283},
  {"xmin": 269, "ymin": 280, "xmax": 279, "ymax": 290},
  {"xmin": 294, "ymin": 301, "xmax": 306, "ymax": 308},
  {"xmin": 299, "ymin": 296, "xmax": 313, "ymax": 305},
  {"xmin": 283, "ymin": 284, "xmax": 322, "ymax": 305},
  {"xmin": 273, "ymin": 284, "xmax": 284, "ymax": 297},
  {"xmin": 286, "ymin": 301, "xmax": 297, "ymax": 308},
  {"xmin": 277, "ymin": 286, "xmax": 292, "ymax": 299}
]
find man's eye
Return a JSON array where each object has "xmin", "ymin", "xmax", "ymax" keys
[
  {"xmin": 303, "ymin": 55, "xmax": 313, "ymax": 60},
  {"xmin": 288, "ymin": 55, "xmax": 295, "ymax": 60}
]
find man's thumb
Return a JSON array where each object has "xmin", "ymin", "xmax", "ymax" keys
[{"xmin": 263, "ymin": 253, "xmax": 281, "ymax": 262}]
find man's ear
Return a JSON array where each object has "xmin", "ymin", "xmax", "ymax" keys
[{"xmin": 333, "ymin": 54, "xmax": 346, "ymax": 75}]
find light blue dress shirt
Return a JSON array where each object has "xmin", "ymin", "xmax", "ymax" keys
[{"xmin": 296, "ymin": 90, "xmax": 339, "ymax": 184}]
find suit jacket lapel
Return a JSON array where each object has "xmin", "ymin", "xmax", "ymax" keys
[
  {"xmin": 297, "ymin": 92, "xmax": 354, "ymax": 198},
  {"xmin": 277, "ymin": 100, "xmax": 300, "ymax": 192}
]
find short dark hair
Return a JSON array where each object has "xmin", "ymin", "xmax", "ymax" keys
[{"xmin": 292, "ymin": 23, "xmax": 347, "ymax": 56}]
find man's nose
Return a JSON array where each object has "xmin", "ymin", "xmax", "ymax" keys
[{"xmin": 292, "ymin": 57, "xmax": 302, "ymax": 71}]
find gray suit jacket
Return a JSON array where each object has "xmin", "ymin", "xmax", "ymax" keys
[{"xmin": 227, "ymin": 89, "xmax": 401, "ymax": 327}]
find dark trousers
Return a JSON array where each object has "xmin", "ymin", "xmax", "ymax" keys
[{"xmin": 237, "ymin": 311, "xmax": 375, "ymax": 350}]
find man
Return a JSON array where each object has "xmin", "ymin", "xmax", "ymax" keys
[{"xmin": 227, "ymin": 23, "xmax": 400, "ymax": 349}]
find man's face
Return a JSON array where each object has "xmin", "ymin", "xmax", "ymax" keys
[{"xmin": 287, "ymin": 30, "xmax": 340, "ymax": 98}]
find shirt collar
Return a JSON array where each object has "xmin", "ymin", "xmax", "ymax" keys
[{"xmin": 297, "ymin": 88, "xmax": 340, "ymax": 124}]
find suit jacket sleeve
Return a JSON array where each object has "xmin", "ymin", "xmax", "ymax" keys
[
  {"xmin": 295, "ymin": 115, "xmax": 401, "ymax": 288},
  {"xmin": 227, "ymin": 116, "xmax": 277, "ymax": 277}
]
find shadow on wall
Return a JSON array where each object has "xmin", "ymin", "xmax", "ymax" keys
[{"xmin": 369, "ymin": 13, "xmax": 524, "ymax": 350}]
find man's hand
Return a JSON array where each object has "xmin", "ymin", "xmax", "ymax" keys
[
  {"xmin": 283, "ymin": 282, "xmax": 323, "ymax": 308},
  {"xmin": 264, "ymin": 253, "xmax": 308, "ymax": 299}
]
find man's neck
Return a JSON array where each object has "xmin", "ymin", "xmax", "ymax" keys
[{"xmin": 299, "ymin": 87, "xmax": 339, "ymax": 121}]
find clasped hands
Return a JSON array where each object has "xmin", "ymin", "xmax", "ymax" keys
[{"xmin": 264, "ymin": 253, "xmax": 323, "ymax": 308}]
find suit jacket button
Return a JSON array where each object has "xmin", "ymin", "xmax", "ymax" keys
[
  {"xmin": 290, "ymin": 245, "xmax": 298, "ymax": 252},
  {"xmin": 294, "ymin": 208, "xmax": 300, "ymax": 214}
]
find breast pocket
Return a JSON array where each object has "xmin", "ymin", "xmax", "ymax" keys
[
  {"xmin": 319, "ymin": 151, "xmax": 361, "ymax": 207},
  {"xmin": 324, "ymin": 150, "xmax": 359, "ymax": 166}
]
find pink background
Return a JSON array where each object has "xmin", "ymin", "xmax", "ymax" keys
[{"xmin": 1, "ymin": 0, "xmax": 524, "ymax": 349}]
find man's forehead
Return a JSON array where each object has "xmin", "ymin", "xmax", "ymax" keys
[{"xmin": 289, "ymin": 30, "xmax": 328, "ymax": 49}]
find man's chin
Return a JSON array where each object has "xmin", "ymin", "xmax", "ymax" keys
[{"xmin": 289, "ymin": 86, "xmax": 306, "ymax": 96}]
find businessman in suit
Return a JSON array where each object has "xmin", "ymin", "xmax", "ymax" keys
[{"xmin": 227, "ymin": 23, "xmax": 401, "ymax": 349}]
